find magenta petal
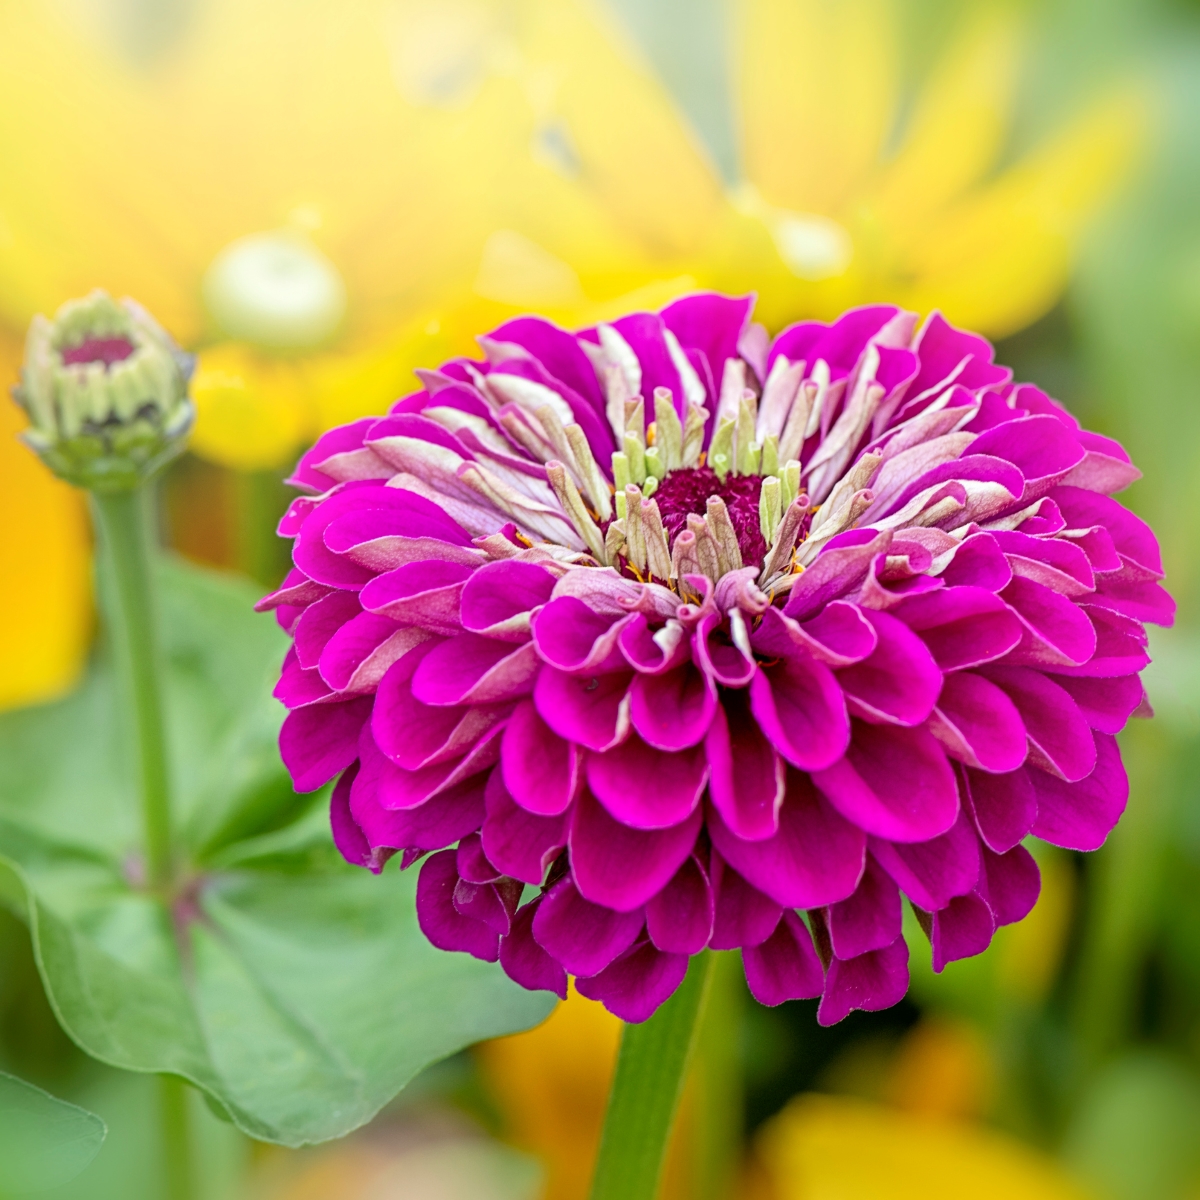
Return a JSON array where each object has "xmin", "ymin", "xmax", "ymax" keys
[
  {"xmin": 280, "ymin": 696, "xmax": 372, "ymax": 792},
  {"xmin": 534, "ymin": 665, "xmax": 632, "ymax": 752},
  {"xmin": 798, "ymin": 601, "xmax": 879, "ymax": 666},
  {"xmin": 826, "ymin": 854, "xmax": 902, "ymax": 959},
  {"xmin": 930, "ymin": 671, "xmax": 1027, "ymax": 773},
  {"xmin": 575, "ymin": 940, "xmax": 689, "ymax": 1023},
  {"xmin": 457, "ymin": 831, "xmax": 499, "ymax": 883},
  {"xmin": 319, "ymin": 614, "xmax": 416, "ymax": 692},
  {"xmin": 461, "ymin": 560, "xmax": 556, "ymax": 636},
  {"xmin": 629, "ymin": 663, "xmax": 718, "ymax": 750},
  {"xmin": 979, "ymin": 843, "xmax": 1041, "ymax": 926},
  {"xmin": 893, "ymin": 586, "xmax": 1022, "ymax": 671},
  {"xmin": 969, "ymin": 413, "xmax": 1085, "ymax": 498},
  {"xmin": 812, "ymin": 722, "xmax": 959, "ymax": 843},
  {"xmin": 982, "ymin": 665, "xmax": 1096, "ymax": 782},
  {"xmin": 1048, "ymin": 673, "xmax": 1145, "ymax": 735},
  {"xmin": 939, "ymin": 534, "xmax": 1012, "ymax": 592},
  {"xmin": 869, "ymin": 811, "xmax": 981, "ymax": 911},
  {"xmin": 412, "ymin": 634, "xmax": 539, "ymax": 706},
  {"xmin": 294, "ymin": 591, "xmax": 362, "ymax": 669},
  {"xmin": 570, "ymin": 790, "xmax": 703, "ymax": 911},
  {"xmin": 817, "ymin": 936, "xmax": 910, "ymax": 1025},
  {"xmin": 930, "ymin": 892, "xmax": 996, "ymax": 972},
  {"xmin": 455, "ymin": 876, "xmax": 521, "ymax": 936},
  {"xmin": 708, "ymin": 771, "xmax": 865, "ymax": 909},
  {"xmin": 373, "ymin": 644, "xmax": 504, "ymax": 771},
  {"xmin": 749, "ymin": 647, "xmax": 848, "ymax": 771},
  {"xmin": 499, "ymin": 900, "xmax": 569, "ymax": 998},
  {"xmin": 646, "ymin": 856, "xmax": 713, "ymax": 954},
  {"xmin": 532, "ymin": 597, "xmax": 628, "ymax": 672},
  {"xmin": 416, "ymin": 850, "xmax": 500, "ymax": 962},
  {"xmin": 358, "ymin": 559, "xmax": 472, "ymax": 630},
  {"xmin": 274, "ymin": 646, "xmax": 334, "ymax": 707},
  {"xmin": 963, "ymin": 765, "xmax": 1037, "ymax": 854},
  {"xmin": 350, "ymin": 758, "xmax": 487, "ymax": 852},
  {"xmin": 531, "ymin": 875, "xmax": 643, "ymax": 976},
  {"xmin": 836, "ymin": 609, "xmax": 943, "ymax": 727},
  {"xmin": 586, "ymin": 736, "xmax": 708, "ymax": 829},
  {"xmin": 481, "ymin": 768, "xmax": 568, "ymax": 885},
  {"xmin": 1029, "ymin": 731, "xmax": 1127, "ymax": 851},
  {"xmin": 500, "ymin": 699, "xmax": 579, "ymax": 816},
  {"xmin": 330, "ymin": 763, "xmax": 389, "ymax": 873},
  {"xmin": 742, "ymin": 911, "xmax": 825, "ymax": 1006},
  {"xmin": 709, "ymin": 852, "xmax": 783, "ymax": 949},
  {"xmin": 1001, "ymin": 577, "xmax": 1097, "ymax": 668},
  {"xmin": 619, "ymin": 613, "xmax": 691, "ymax": 674},
  {"xmin": 705, "ymin": 693, "xmax": 786, "ymax": 841}
]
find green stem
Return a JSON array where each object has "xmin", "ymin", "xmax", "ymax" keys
[
  {"xmin": 92, "ymin": 488, "xmax": 174, "ymax": 891},
  {"xmin": 158, "ymin": 1075, "xmax": 196, "ymax": 1200},
  {"xmin": 589, "ymin": 951, "xmax": 714, "ymax": 1200},
  {"xmin": 93, "ymin": 489, "xmax": 195, "ymax": 1198},
  {"xmin": 692, "ymin": 951, "xmax": 744, "ymax": 1200}
]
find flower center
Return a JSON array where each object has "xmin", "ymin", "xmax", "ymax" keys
[
  {"xmin": 61, "ymin": 337, "xmax": 135, "ymax": 368},
  {"xmin": 653, "ymin": 465, "xmax": 768, "ymax": 566}
]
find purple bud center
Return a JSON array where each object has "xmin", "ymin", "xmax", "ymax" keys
[
  {"xmin": 61, "ymin": 337, "xmax": 135, "ymax": 368},
  {"xmin": 653, "ymin": 465, "xmax": 768, "ymax": 566}
]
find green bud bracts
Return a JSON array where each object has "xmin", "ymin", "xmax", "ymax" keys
[{"xmin": 13, "ymin": 290, "xmax": 194, "ymax": 492}]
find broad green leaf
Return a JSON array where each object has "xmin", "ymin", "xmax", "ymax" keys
[
  {"xmin": 0, "ymin": 1071, "xmax": 105, "ymax": 1195},
  {"xmin": 0, "ymin": 558, "xmax": 555, "ymax": 1147}
]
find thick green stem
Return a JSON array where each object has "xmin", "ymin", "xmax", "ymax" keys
[
  {"xmin": 92, "ymin": 488, "xmax": 174, "ymax": 891},
  {"xmin": 93, "ymin": 489, "xmax": 195, "ymax": 1199},
  {"xmin": 158, "ymin": 1075, "xmax": 196, "ymax": 1200},
  {"xmin": 692, "ymin": 951, "xmax": 744, "ymax": 1200},
  {"xmin": 589, "ymin": 952, "xmax": 714, "ymax": 1200}
]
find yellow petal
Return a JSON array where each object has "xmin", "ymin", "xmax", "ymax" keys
[
  {"xmin": 871, "ymin": 7, "xmax": 1023, "ymax": 234},
  {"xmin": 514, "ymin": 0, "xmax": 725, "ymax": 261},
  {"xmin": 0, "ymin": 331, "xmax": 91, "ymax": 710},
  {"xmin": 901, "ymin": 86, "xmax": 1151, "ymax": 337},
  {"xmin": 734, "ymin": 0, "xmax": 898, "ymax": 215},
  {"xmin": 756, "ymin": 1094, "xmax": 1096, "ymax": 1200},
  {"xmin": 190, "ymin": 344, "xmax": 316, "ymax": 470}
]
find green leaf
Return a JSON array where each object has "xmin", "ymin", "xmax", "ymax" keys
[
  {"xmin": 0, "ymin": 1070, "xmax": 105, "ymax": 1195},
  {"xmin": 0, "ymin": 558, "xmax": 555, "ymax": 1147}
]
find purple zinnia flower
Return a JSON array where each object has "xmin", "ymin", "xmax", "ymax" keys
[{"xmin": 259, "ymin": 295, "xmax": 1172, "ymax": 1024}]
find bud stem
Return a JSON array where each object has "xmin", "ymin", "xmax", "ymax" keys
[
  {"xmin": 92, "ymin": 488, "xmax": 174, "ymax": 891},
  {"xmin": 588, "ymin": 951, "xmax": 714, "ymax": 1200}
]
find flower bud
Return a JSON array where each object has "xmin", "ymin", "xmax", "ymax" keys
[{"xmin": 13, "ymin": 290, "xmax": 195, "ymax": 491}]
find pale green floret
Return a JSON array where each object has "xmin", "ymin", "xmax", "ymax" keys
[
  {"xmin": 612, "ymin": 451, "xmax": 631, "ymax": 492},
  {"xmin": 642, "ymin": 474, "xmax": 659, "ymax": 499},
  {"xmin": 761, "ymin": 433, "xmax": 779, "ymax": 478},
  {"xmin": 652, "ymin": 387, "xmax": 683, "ymax": 471},
  {"xmin": 14, "ymin": 290, "xmax": 194, "ymax": 492},
  {"xmin": 623, "ymin": 430, "xmax": 646, "ymax": 485},
  {"xmin": 546, "ymin": 460, "xmax": 607, "ymax": 563},
  {"xmin": 735, "ymin": 395, "xmax": 758, "ymax": 475},
  {"xmin": 759, "ymin": 475, "xmax": 782, "ymax": 546},
  {"xmin": 643, "ymin": 444, "xmax": 664, "ymax": 481},
  {"xmin": 781, "ymin": 459, "xmax": 801, "ymax": 509},
  {"xmin": 708, "ymin": 417, "xmax": 734, "ymax": 482}
]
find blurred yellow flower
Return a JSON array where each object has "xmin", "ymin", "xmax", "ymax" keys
[
  {"xmin": 487, "ymin": 0, "xmax": 1148, "ymax": 336},
  {"xmin": 0, "ymin": 0, "xmax": 1147, "ymax": 704},
  {"xmin": 884, "ymin": 1017, "xmax": 995, "ymax": 1120},
  {"xmin": 0, "ymin": 332, "xmax": 91, "ymax": 710},
  {"xmin": 477, "ymin": 983, "xmax": 694, "ymax": 1200},
  {"xmin": 751, "ymin": 1093, "xmax": 1095, "ymax": 1200},
  {"xmin": 476, "ymin": 985, "xmax": 620, "ymax": 1200}
]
